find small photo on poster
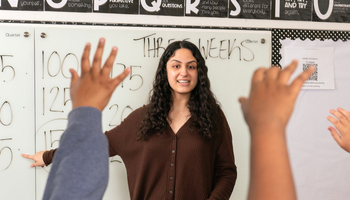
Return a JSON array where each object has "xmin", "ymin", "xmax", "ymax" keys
[
  {"xmin": 313, "ymin": 0, "xmax": 350, "ymax": 22},
  {"xmin": 283, "ymin": 47, "xmax": 335, "ymax": 90},
  {"xmin": 185, "ymin": 0, "xmax": 228, "ymax": 18},
  {"xmin": 271, "ymin": 0, "xmax": 311, "ymax": 21},
  {"xmin": 0, "ymin": 0, "xmax": 43, "ymax": 11},
  {"xmin": 140, "ymin": 0, "xmax": 184, "ymax": 16},
  {"xmin": 93, "ymin": 0, "xmax": 139, "ymax": 14},
  {"xmin": 45, "ymin": 0, "xmax": 92, "ymax": 12},
  {"xmin": 229, "ymin": 0, "xmax": 270, "ymax": 19}
]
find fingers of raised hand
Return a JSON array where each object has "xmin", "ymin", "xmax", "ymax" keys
[
  {"xmin": 238, "ymin": 97, "xmax": 247, "ymax": 107},
  {"xmin": 111, "ymin": 68, "xmax": 131, "ymax": 88},
  {"xmin": 238, "ymin": 97, "xmax": 248, "ymax": 117},
  {"xmin": 277, "ymin": 60, "xmax": 298, "ymax": 83},
  {"xmin": 264, "ymin": 66, "xmax": 281, "ymax": 80},
  {"xmin": 101, "ymin": 46, "xmax": 118, "ymax": 78},
  {"xmin": 327, "ymin": 114, "xmax": 345, "ymax": 133},
  {"xmin": 289, "ymin": 65, "xmax": 314, "ymax": 93},
  {"xmin": 330, "ymin": 109, "xmax": 350, "ymax": 126},
  {"xmin": 328, "ymin": 126, "xmax": 343, "ymax": 147},
  {"xmin": 91, "ymin": 38, "xmax": 106, "ymax": 78},
  {"xmin": 251, "ymin": 68, "xmax": 267, "ymax": 84},
  {"xmin": 81, "ymin": 42, "xmax": 91, "ymax": 76},
  {"xmin": 69, "ymin": 68, "xmax": 79, "ymax": 88},
  {"xmin": 337, "ymin": 107, "xmax": 350, "ymax": 120}
]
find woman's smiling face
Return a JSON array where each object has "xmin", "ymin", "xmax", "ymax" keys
[{"xmin": 166, "ymin": 48, "xmax": 198, "ymax": 97}]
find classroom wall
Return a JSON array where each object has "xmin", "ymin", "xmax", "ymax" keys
[{"xmin": 1, "ymin": 1, "xmax": 350, "ymax": 200}]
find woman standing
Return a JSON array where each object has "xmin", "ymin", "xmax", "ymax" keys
[{"xmin": 23, "ymin": 40, "xmax": 237, "ymax": 200}]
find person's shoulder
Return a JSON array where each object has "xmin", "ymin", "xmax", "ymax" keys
[{"xmin": 214, "ymin": 104, "xmax": 226, "ymax": 118}]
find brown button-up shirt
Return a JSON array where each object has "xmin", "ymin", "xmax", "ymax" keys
[
  {"xmin": 44, "ymin": 105, "xmax": 237, "ymax": 200},
  {"xmin": 106, "ymin": 105, "xmax": 237, "ymax": 200}
]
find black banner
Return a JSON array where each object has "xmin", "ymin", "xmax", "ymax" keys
[
  {"xmin": 1, "ymin": 0, "xmax": 350, "ymax": 23},
  {"xmin": 229, "ymin": 0, "xmax": 270, "ymax": 19},
  {"xmin": 45, "ymin": 0, "xmax": 92, "ymax": 12},
  {"xmin": 185, "ymin": 0, "xmax": 228, "ymax": 18},
  {"xmin": 140, "ymin": 0, "xmax": 184, "ymax": 16},
  {"xmin": 272, "ymin": 0, "xmax": 311, "ymax": 21},
  {"xmin": 0, "ymin": 0, "xmax": 42, "ymax": 10},
  {"xmin": 93, "ymin": 0, "xmax": 139, "ymax": 14},
  {"xmin": 313, "ymin": 0, "xmax": 350, "ymax": 23}
]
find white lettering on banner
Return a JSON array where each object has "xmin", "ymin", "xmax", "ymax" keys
[
  {"xmin": 0, "ymin": 0, "xmax": 19, "ymax": 7},
  {"xmin": 229, "ymin": 0, "xmax": 241, "ymax": 16},
  {"xmin": 314, "ymin": 0, "xmax": 334, "ymax": 20},
  {"xmin": 285, "ymin": 2, "xmax": 297, "ymax": 8},
  {"xmin": 186, "ymin": 0, "xmax": 199, "ymax": 14},
  {"xmin": 46, "ymin": 0, "xmax": 67, "ymax": 9},
  {"xmin": 94, "ymin": 0, "xmax": 108, "ymax": 11},
  {"xmin": 140, "ymin": 0, "xmax": 161, "ymax": 12}
]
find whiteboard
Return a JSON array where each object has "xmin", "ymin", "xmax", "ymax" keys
[
  {"xmin": 0, "ymin": 26, "xmax": 35, "ymax": 200},
  {"xmin": 0, "ymin": 25, "xmax": 271, "ymax": 200},
  {"xmin": 280, "ymin": 38, "xmax": 350, "ymax": 200}
]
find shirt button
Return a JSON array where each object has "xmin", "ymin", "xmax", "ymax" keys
[
  {"xmin": 169, "ymin": 191, "xmax": 173, "ymax": 194},
  {"xmin": 170, "ymin": 177, "xmax": 173, "ymax": 180},
  {"xmin": 172, "ymin": 150, "xmax": 175, "ymax": 153},
  {"xmin": 171, "ymin": 163, "xmax": 174, "ymax": 167},
  {"xmin": 173, "ymin": 136, "xmax": 176, "ymax": 140}
]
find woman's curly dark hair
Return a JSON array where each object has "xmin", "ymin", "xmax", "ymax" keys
[{"xmin": 138, "ymin": 40, "xmax": 220, "ymax": 141}]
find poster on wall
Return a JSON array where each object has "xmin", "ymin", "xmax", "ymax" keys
[
  {"xmin": 44, "ymin": 0, "xmax": 92, "ymax": 12},
  {"xmin": 271, "ymin": 0, "xmax": 311, "ymax": 21},
  {"xmin": 0, "ymin": 0, "xmax": 43, "ymax": 11},
  {"xmin": 229, "ymin": 0, "xmax": 270, "ymax": 19},
  {"xmin": 140, "ymin": 0, "xmax": 184, "ymax": 16},
  {"xmin": 313, "ymin": 0, "xmax": 350, "ymax": 22},
  {"xmin": 93, "ymin": 0, "xmax": 139, "ymax": 14},
  {"xmin": 185, "ymin": 0, "xmax": 228, "ymax": 18}
]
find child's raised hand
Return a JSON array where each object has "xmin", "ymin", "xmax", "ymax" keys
[
  {"xmin": 70, "ymin": 38, "xmax": 130, "ymax": 111},
  {"xmin": 239, "ymin": 60, "xmax": 315, "ymax": 134},
  {"xmin": 327, "ymin": 107, "xmax": 350, "ymax": 153}
]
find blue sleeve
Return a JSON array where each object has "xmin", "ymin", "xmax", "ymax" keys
[{"xmin": 43, "ymin": 107, "xmax": 109, "ymax": 200}]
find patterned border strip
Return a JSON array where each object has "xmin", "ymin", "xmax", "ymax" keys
[
  {"xmin": 271, "ymin": 29, "xmax": 350, "ymax": 67},
  {"xmin": 0, "ymin": 20, "xmax": 271, "ymax": 30}
]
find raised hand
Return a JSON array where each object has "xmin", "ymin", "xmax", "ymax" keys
[
  {"xmin": 327, "ymin": 107, "xmax": 350, "ymax": 153},
  {"xmin": 69, "ymin": 38, "xmax": 130, "ymax": 111},
  {"xmin": 22, "ymin": 38, "xmax": 130, "ymax": 167},
  {"xmin": 239, "ymin": 60, "xmax": 314, "ymax": 200},
  {"xmin": 239, "ymin": 60, "xmax": 315, "ymax": 134}
]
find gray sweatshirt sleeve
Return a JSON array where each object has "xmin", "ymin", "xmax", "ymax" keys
[{"xmin": 43, "ymin": 107, "xmax": 109, "ymax": 200}]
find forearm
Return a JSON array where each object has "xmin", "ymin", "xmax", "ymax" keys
[
  {"xmin": 43, "ymin": 107, "xmax": 109, "ymax": 200},
  {"xmin": 248, "ymin": 125, "xmax": 296, "ymax": 200}
]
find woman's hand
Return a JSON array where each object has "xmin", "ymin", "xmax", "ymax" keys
[
  {"xmin": 327, "ymin": 107, "xmax": 350, "ymax": 153},
  {"xmin": 21, "ymin": 151, "xmax": 45, "ymax": 167}
]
